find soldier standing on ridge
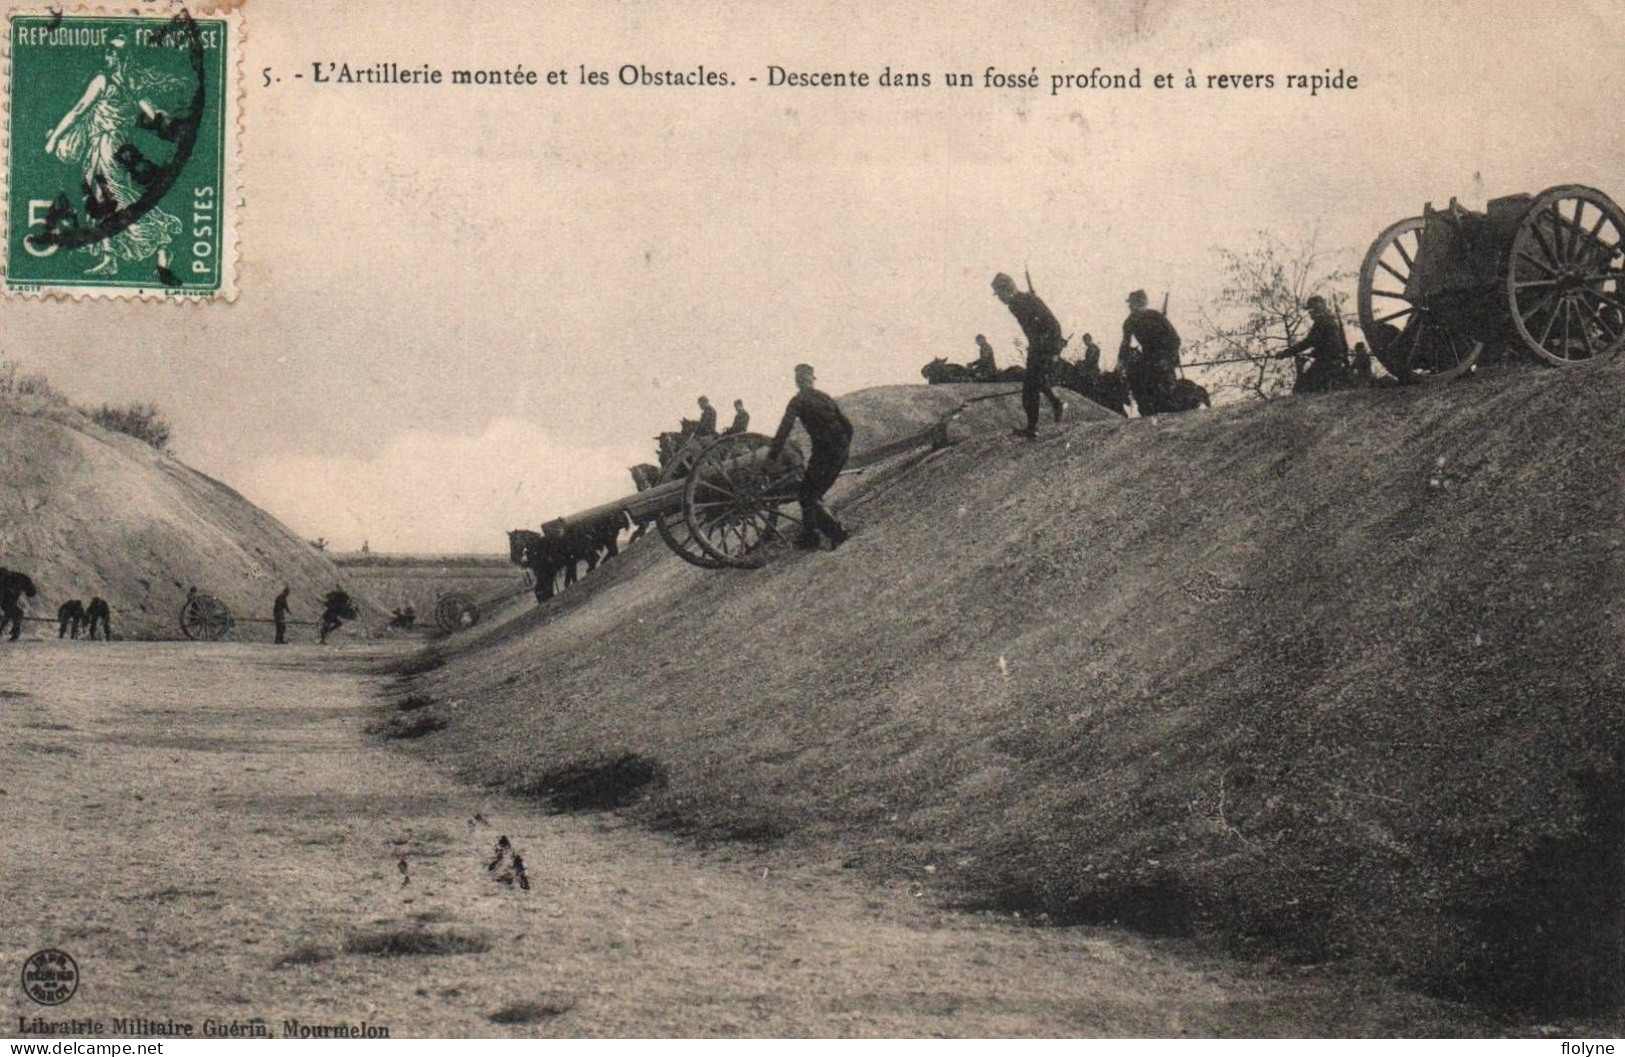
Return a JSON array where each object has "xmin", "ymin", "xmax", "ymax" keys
[
  {"xmin": 85, "ymin": 597, "xmax": 111, "ymax": 641},
  {"xmin": 768, "ymin": 363, "xmax": 854, "ymax": 551},
  {"xmin": 1274, "ymin": 295, "xmax": 1351, "ymax": 394},
  {"xmin": 1120, "ymin": 289, "xmax": 1182, "ymax": 416},
  {"xmin": 991, "ymin": 272, "xmax": 1066, "ymax": 438},
  {"xmin": 724, "ymin": 399, "xmax": 750, "ymax": 436},
  {"xmin": 695, "ymin": 396, "xmax": 717, "ymax": 437},
  {"xmin": 273, "ymin": 586, "xmax": 292, "ymax": 645}
]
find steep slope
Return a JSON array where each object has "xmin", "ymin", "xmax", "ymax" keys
[
  {"xmin": 396, "ymin": 368, "xmax": 1625, "ymax": 1017},
  {"xmin": 0, "ymin": 396, "xmax": 384, "ymax": 639}
]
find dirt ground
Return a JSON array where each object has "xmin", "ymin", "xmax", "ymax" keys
[{"xmin": 1, "ymin": 642, "xmax": 1495, "ymax": 1038}]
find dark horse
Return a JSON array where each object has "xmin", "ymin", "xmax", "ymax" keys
[
  {"xmin": 1049, "ymin": 358, "xmax": 1132, "ymax": 417},
  {"xmin": 0, "ymin": 567, "xmax": 38, "ymax": 642}
]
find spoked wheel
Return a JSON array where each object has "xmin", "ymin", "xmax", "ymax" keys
[
  {"xmin": 655, "ymin": 443, "xmax": 728, "ymax": 569},
  {"xmin": 179, "ymin": 593, "xmax": 233, "ymax": 641},
  {"xmin": 682, "ymin": 432, "xmax": 806, "ymax": 569},
  {"xmin": 1506, "ymin": 184, "xmax": 1625, "ymax": 367},
  {"xmin": 434, "ymin": 592, "xmax": 480, "ymax": 632},
  {"xmin": 1358, "ymin": 216, "xmax": 1484, "ymax": 383}
]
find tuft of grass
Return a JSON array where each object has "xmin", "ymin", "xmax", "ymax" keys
[{"xmin": 397, "ymin": 694, "xmax": 436, "ymax": 712}]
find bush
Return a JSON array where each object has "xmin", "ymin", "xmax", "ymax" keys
[
  {"xmin": 0, "ymin": 357, "xmax": 65, "ymax": 403},
  {"xmin": 89, "ymin": 401, "xmax": 172, "ymax": 451}
]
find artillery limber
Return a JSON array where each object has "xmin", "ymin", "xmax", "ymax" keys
[{"xmin": 1358, "ymin": 184, "xmax": 1625, "ymax": 382}]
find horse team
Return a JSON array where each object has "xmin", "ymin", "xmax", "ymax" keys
[{"xmin": 507, "ymin": 514, "xmax": 630, "ymax": 603}]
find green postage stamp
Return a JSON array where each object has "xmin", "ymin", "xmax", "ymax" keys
[{"xmin": 4, "ymin": 4, "xmax": 242, "ymax": 300}]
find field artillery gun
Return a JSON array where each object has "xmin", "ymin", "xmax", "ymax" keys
[
  {"xmin": 1358, "ymin": 184, "xmax": 1625, "ymax": 382},
  {"xmin": 523, "ymin": 401, "xmax": 974, "ymax": 575}
]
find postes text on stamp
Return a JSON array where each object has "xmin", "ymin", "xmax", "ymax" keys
[{"xmin": 4, "ymin": 5, "xmax": 241, "ymax": 300}]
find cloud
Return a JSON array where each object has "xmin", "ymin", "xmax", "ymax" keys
[{"xmin": 238, "ymin": 418, "xmax": 649, "ymax": 554}]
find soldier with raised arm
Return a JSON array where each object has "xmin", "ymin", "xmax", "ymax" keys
[{"xmin": 768, "ymin": 363, "xmax": 854, "ymax": 551}]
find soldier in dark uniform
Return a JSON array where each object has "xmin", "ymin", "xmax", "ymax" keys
[
  {"xmin": 992, "ymin": 273, "xmax": 1066, "ymax": 437},
  {"xmin": 768, "ymin": 363, "xmax": 854, "ymax": 551},
  {"xmin": 1120, "ymin": 289, "xmax": 1182, "ymax": 416},
  {"xmin": 723, "ymin": 399, "xmax": 750, "ymax": 436},
  {"xmin": 85, "ymin": 597, "xmax": 111, "ymax": 641},
  {"xmin": 1275, "ymin": 295, "xmax": 1350, "ymax": 394},
  {"xmin": 695, "ymin": 396, "xmax": 718, "ymax": 437},
  {"xmin": 971, "ymin": 334, "xmax": 998, "ymax": 380},
  {"xmin": 273, "ymin": 586, "xmax": 292, "ymax": 644},
  {"xmin": 58, "ymin": 599, "xmax": 86, "ymax": 639},
  {"xmin": 0, "ymin": 568, "xmax": 37, "ymax": 642}
]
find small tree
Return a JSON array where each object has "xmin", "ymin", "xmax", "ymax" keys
[
  {"xmin": 1192, "ymin": 227, "xmax": 1356, "ymax": 401},
  {"xmin": 90, "ymin": 401, "xmax": 172, "ymax": 451}
]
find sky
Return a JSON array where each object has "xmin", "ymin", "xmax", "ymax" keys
[{"xmin": 6, "ymin": 0, "xmax": 1622, "ymax": 552}]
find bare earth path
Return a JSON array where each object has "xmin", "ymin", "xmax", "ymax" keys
[{"xmin": 1, "ymin": 643, "xmax": 1486, "ymax": 1038}]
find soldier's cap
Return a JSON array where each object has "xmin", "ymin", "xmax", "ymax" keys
[
  {"xmin": 991, "ymin": 273, "xmax": 1016, "ymax": 290},
  {"xmin": 1305, "ymin": 295, "xmax": 1329, "ymax": 310},
  {"xmin": 1126, "ymin": 289, "xmax": 1148, "ymax": 304},
  {"xmin": 794, "ymin": 363, "xmax": 815, "ymax": 376}
]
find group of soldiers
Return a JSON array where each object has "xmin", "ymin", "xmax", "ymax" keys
[
  {"xmin": 992, "ymin": 273, "xmax": 1197, "ymax": 437},
  {"xmin": 0, "ymin": 566, "xmax": 113, "ymax": 643},
  {"xmin": 690, "ymin": 395, "xmax": 751, "ymax": 439}
]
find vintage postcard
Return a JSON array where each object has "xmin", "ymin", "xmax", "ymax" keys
[{"xmin": 1, "ymin": 0, "xmax": 1622, "ymax": 1044}]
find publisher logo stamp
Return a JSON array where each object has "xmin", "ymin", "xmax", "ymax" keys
[
  {"xmin": 21, "ymin": 948, "xmax": 79, "ymax": 1005},
  {"xmin": 3, "ymin": 6, "xmax": 243, "ymax": 300}
]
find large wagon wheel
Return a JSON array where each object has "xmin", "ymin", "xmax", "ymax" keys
[
  {"xmin": 682, "ymin": 432, "xmax": 806, "ymax": 569},
  {"xmin": 434, "ymin": 592, "xmax": 480, "ymax": 632},
  {"xmin": 1505, "ymin": 184, "xmax": 1625, "ymax": 367},
  {"xmin": 655, "ymin": 439, "xmax": 729, "ymax": 569},
  {"xmin": 1358, "ymin": 216, "xmax": 1483, "ymax": 384},
  {"xmin": 179, "ymin": 593, "xmax": 233, "ymax": 641}
]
